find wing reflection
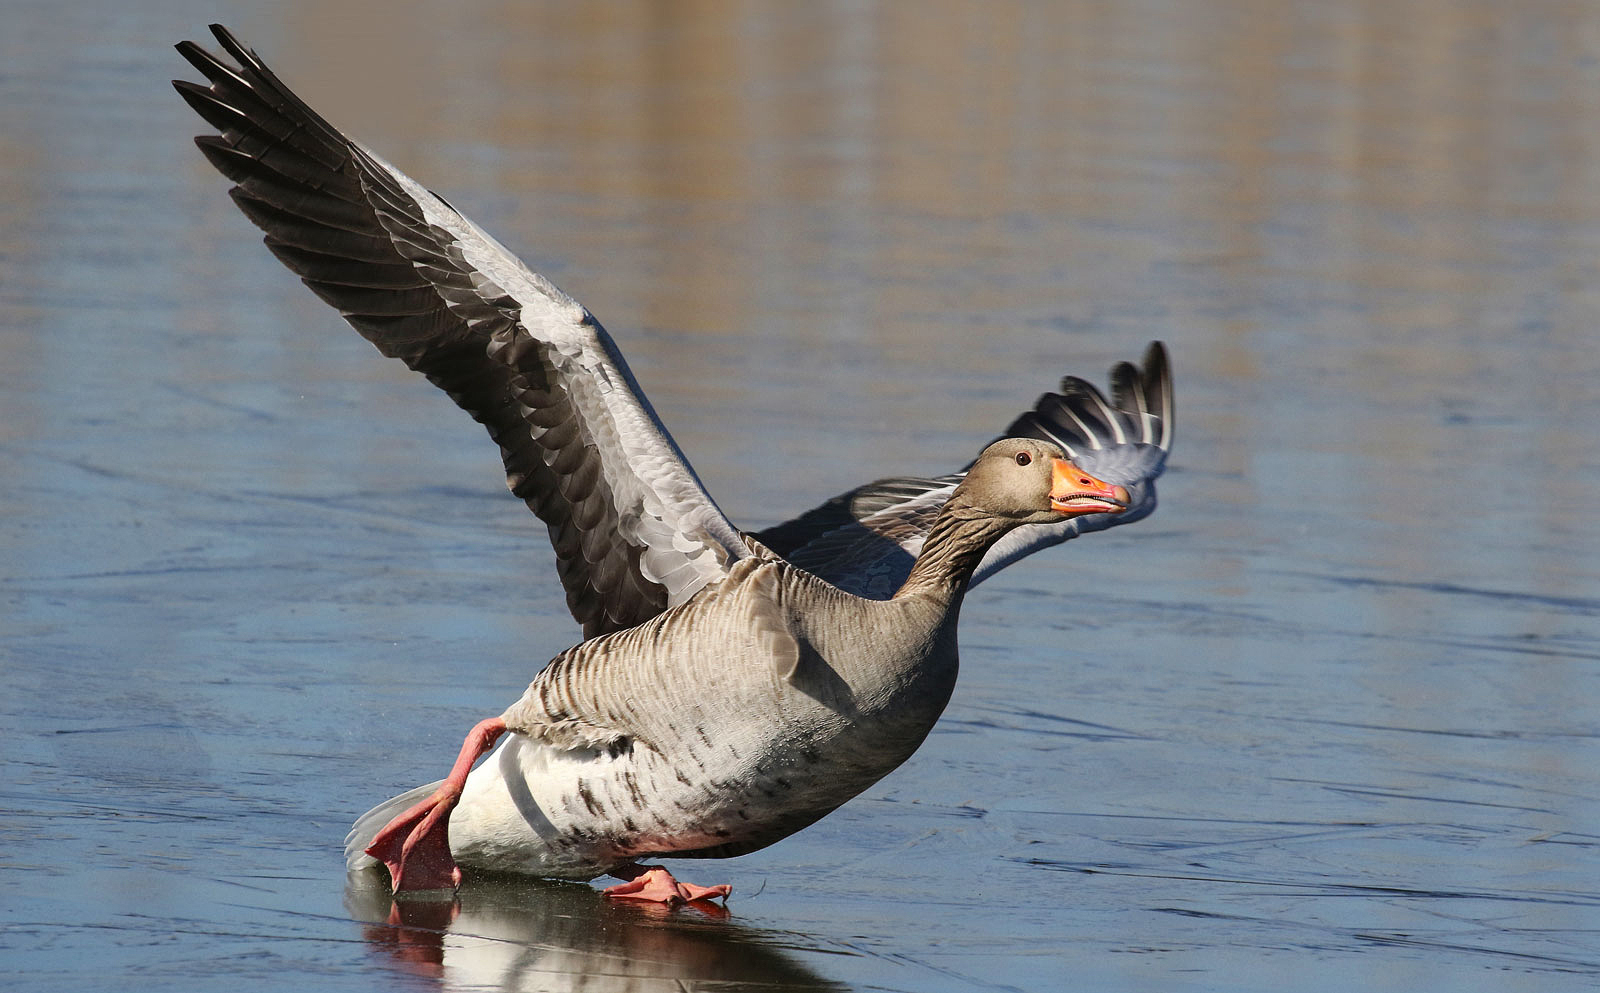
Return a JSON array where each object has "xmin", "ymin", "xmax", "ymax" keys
[{"xmin": 345, "ymin": 871, "xmax": 845, "ymax": 991}]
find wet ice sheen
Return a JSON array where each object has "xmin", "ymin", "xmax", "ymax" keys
[{"xmin": 3, "ymin": 2, "xmax": 1597, "ymax": 991}]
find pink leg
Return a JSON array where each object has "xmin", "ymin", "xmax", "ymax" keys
[
  {"xmin": 365, "ymin": 717, "xmax": 507, "ymax": 895},
  {"xmin": 603, "ymin": 864, "xmax": 732, "ymax": 906}
]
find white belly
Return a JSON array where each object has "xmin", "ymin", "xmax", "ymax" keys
[{"xmin": 448, "ymin": 732, "xmax": 735, "ymax": 879}]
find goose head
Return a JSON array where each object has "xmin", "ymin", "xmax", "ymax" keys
[{"xmin": 956, "ymin": 438, "xmax": 1131, "ymax": 525}]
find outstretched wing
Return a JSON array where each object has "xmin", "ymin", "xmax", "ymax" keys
[
  {"xmin": 756, "ymin": 342, "xmax": 1173, "ymax": 597},
  {"xmin": 175, "ymin": 25, "xmax": 747, "ymax": 638}
]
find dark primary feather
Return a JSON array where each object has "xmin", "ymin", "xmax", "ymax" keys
[
  {"xmin": 176, "ymin": 24, "xmax": 711, "ymax": 637},
  {"xmin": 1000, "ymin": 341, "xmax": 1172, "ymax": 457},
  {"xmin": 755, "ymin": 343, "xmax": 1173, "ymax": 597},
  {"xmin": 177, "ymin": 24, "xmax": 1173, "ymax": 632}
]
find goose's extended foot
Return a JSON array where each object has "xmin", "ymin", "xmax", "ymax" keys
[
  {"xmin": 603, "ymin": 864, "xmax": 732, "ymax": 906},
  {"xmin": 365, "ymin": 717, "xmax": 506, "ymax": 895}
]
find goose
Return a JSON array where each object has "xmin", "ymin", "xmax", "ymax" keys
[
  {"xmin": 173, "ymin": 25, "xmax": 1173, "ymax": 903},
  {"xmin": 349, "ymin": 436, "xmax": 1129, "ymax": 903}
]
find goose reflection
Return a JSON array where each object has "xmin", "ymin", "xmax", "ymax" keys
[{"xmin": 345, "ymin": 871, "xmax": 844, "ymax": 991}]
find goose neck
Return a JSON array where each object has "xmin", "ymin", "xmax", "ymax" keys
[{"xmin": 894, "ymin": 506, "xmax": 1013, "ymax": 602}]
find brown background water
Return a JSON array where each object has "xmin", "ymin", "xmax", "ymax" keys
[{"xmin": 3, "ymin": 1, "xmax": 1598, "ymax": 990}]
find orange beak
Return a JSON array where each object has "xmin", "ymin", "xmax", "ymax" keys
[{"xmin": 1049, "ymin": 459, "xmax": 1130, "ymax": 516}]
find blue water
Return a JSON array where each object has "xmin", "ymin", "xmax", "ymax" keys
[{"xmin": 3, "ymin": 2, "xmax": 1597, "ymax": 990}]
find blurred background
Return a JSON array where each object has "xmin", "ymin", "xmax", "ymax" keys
[{"xmin": 3, "ymin": 2, "xmax": 1597, "ymax": 991}]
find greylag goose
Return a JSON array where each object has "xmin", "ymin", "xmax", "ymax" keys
[
  {"xmin": 350, "ymin": 436, "xmax": 1129, "ymax": 902},
  {"xmin": 173, "ymin": 25, "xmax": 1172, "ymax": 903}
]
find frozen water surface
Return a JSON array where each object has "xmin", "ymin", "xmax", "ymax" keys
[{"xmin": 3, "ymin": 2, "xmax": 1597, "ymax": 990}]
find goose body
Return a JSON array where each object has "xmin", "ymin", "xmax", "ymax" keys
[
  {"xmin": 418, "ymin": 553, "xmax": 957, "ymax": 881},
  {"xmin": 173, "ymin": 25, "xmax": 1174, "ymax": 901},
  {"xmin": 347, "ymin": 440, "xmax": 1129, "ymax": 892}
]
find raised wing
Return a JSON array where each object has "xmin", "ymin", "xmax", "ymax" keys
[
  {"xmin": 174, "ymin": 25, "xmax": 747, "ymax": 638},
  {"xmin": 756, "ymin": 342, "xmax": 1173, "ymax": 597}
]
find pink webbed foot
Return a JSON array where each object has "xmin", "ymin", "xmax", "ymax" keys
[
  {"xmin": 365, "ymin": 784, "xmax": 463, "ymax": 893},
  {"xmin": 365, "ymin": 717, "xmax": 507, "ymax": 896},
  {"xmin": 603, "ymin": 865, "xmax": 732, "ymax": 908}
]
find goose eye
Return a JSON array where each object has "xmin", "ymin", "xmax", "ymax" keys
[{"xmin": 1014, "ymin": 451, "xmax": 1032, "ymax": 466}]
